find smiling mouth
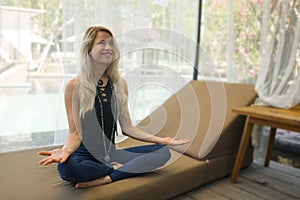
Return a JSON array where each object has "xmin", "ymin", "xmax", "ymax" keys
[{"xmin": 101, "ymin": 52, "xmax": 113, "ymax": 56}]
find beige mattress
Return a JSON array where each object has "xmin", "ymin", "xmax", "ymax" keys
[
  {"xmin": 0, "ymin": 144, "xmax": 252, "ymax": 200},
  {"xmin": 0, "ymin": 80, "xmax": 257, "ymax": 200}
]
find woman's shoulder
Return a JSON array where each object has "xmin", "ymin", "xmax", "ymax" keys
[
  {"xmin": 117, "ymin": 77, "xmax": 129, "ymax": 94},
  {"xmin": 115, "ymin": 77, "xmax": 126, "ymax": 86},
  {"xmin": 116, "ymin": 77, "xmax": 128, "ymax": 88},
  {"xmin": 67, "ymin": 78, "xmax": 79, "ymax": 87},
  {"xmin": 65, "ymin": 78, "xmax": 79, "ymax": 92}
]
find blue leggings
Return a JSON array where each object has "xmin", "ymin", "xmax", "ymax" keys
[{"xmin": 57, "ymin": 144, "xmax": 171, "ymax": 183}]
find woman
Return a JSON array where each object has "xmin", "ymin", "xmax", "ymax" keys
[{"xmin": 38, "ymin": 26, "xmax": 190, "ymax": 188}]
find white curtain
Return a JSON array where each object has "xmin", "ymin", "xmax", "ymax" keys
[
  {"xmin": 255, "ymin": 0, "xmax": 300, "ymax": 108},
  {"xmin": 252, "ymin": 0, "xmax": 300, "ymax": 163}
]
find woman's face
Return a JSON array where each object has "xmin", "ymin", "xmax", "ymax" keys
[{"xmin": 89, "ymin": 31, "xmax": 114, "ymax": 64}]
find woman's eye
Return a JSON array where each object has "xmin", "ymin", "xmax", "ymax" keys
[
  {"xmin": 99, "ymin": 41, "xmax": 105, "ymax": 46},
  {"xmin": 98, "ymin": 41, "xmax": 114, "ymax": 46}
]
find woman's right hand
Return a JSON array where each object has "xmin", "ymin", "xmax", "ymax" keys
[{"xmin": 38, "ymin": 148, "xmax": 70, "ymax": 166}]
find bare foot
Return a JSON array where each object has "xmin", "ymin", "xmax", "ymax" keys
[
  {"xmin": 110, "ymin": 162, "xmax": 124, "ymax": 170},
  {"xmin": 75, "ymin": 176, "xmax": 112, "ymax": 188}
]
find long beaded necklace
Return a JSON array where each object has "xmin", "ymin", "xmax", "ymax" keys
[{"xmin": 96, "ymin": 79, "xmax": 118, "ymax": 164}]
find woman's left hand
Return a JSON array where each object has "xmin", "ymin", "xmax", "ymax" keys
[{"xmin": 162, "ymin": 137, "xmax": 192, "ymax": 146}]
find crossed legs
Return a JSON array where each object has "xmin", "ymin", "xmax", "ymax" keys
[{"xmin": 58, "ymin": 144, "xmax": 171, "ymax": 188}]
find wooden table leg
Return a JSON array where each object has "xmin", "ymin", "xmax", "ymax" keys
[
  {"xmin": 231, "ymin": 116, "xmax": 254, "ymax": 183},
  {"xmin": 264, "ymin": 127, "xmax": 277, "ymax": 167}
]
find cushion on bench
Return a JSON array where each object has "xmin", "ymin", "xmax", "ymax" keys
[
  {"xmin": 0, "ymin": 80, "xmax": 256, "ymax": 200},
  {"xmin": 0, "ymin": 144, "xmax": 252, "ymax": 200},
  {"xmin": 137, "ymin": 80, "xmax": 256, "ymax": 160}
]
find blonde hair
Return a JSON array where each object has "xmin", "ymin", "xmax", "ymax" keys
[{"xmin": 77, "ymin": 26, "xmax": 127, "ymax": 118}]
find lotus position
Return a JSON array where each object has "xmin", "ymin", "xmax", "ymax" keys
[{"xmin": 38, "ymin": 26, "xmax": 191, "ymax": 188}]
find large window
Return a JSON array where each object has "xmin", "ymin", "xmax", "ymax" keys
[
  {"xmin": 0, "ymin": 0, "xmax": 198, "ymax": 152},
  {"xmin": 200, "ymin": 0, "xmax": 264, "ymax": 83},
  {"xmin": 2, "ymin": 0, "xmax": 298, "ymax": 152}
]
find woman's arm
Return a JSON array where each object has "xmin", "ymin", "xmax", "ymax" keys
[
  {"xmin": 118, "ymin": 79, "xmax": 191, "ymax": 146},
  {"xmin": 61, "ymin": 79, "xmax": 81, "ymax": 153},
  {"xmin": 38, "ymin": 79, "xmax": 81, "ymax": 165}
]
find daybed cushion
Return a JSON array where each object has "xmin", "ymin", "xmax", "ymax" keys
[
  {"xmin": 137, "ymin": 80, "xmax": 256, "ymax": 160},
  {"xmin": 0, "ymin": 142, "xmax": 252, "ymax": 200},
  {"xmin": 0, "ymin": 80, "xmax": 256, "ymax": 199}
]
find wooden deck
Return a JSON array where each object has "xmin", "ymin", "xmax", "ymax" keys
[{"xmin": 172, "ymin": 161, "xmax": 300, "ymax": 200}]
